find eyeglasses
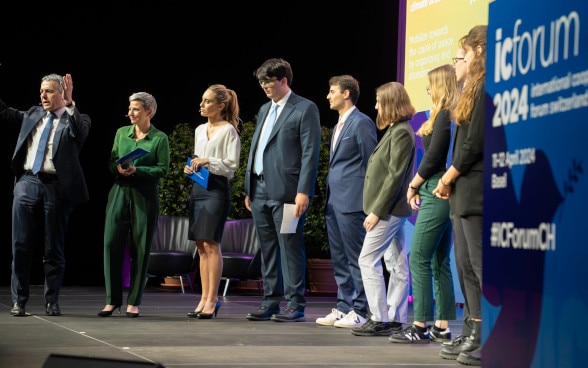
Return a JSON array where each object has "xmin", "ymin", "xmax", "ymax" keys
[
  {"xmin": 452, "ymin": 57, "xmax": 465, "ymax": 65},
  {"xmin": 426, "ymin": 85, "xmax": 431, "ymax": 94},
  {"xmin": 258, "ymin": 78, "xmax": 279, "ymax": 86}
]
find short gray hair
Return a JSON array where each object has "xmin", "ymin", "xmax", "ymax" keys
[
  {"xmin": 42, "ymin": 74, "xmax": 64, "ymax": 94},
  {"xmin": 129, "ymin": 92, "xmax": 157, "ymax": 119}
]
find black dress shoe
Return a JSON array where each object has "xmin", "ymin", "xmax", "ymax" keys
[
  {"xmin": 246, "ymin": 306, "xmax": 280, "ymax": 321},
  {"xmin": 439, "ymin": 335, "xmax": 467, "ymax": 359},
  {"xmin": 270, "ymin": 308, "xmax": 306, "ymax": 322},
  {"xmin": 457, "ymin": 346, "xmax": 482, "ymax": 366},
  {"xmin": 10, "ymin": 302, "xmax": 26, "ymax": 316},
  {"xmin": 46, "ymin": 303, "xmax": 61, "ymax": 316}
]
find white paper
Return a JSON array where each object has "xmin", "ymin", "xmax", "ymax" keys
[{"xmin": 280, "ymin": 203, "xmax": 299, "ymax": 234}]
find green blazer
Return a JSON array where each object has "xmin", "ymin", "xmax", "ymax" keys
[{"xmin": 363, "ymin": 120, "xmax": 415, "ymax": 218}]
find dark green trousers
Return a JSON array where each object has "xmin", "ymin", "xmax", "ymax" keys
[
  {"xmin": 409, "ymin": 172, "xmax": 456, "ymax": 322},
  {"xmin": 103, "ymin": 182, "xmax": 159, "ymax": 306}
]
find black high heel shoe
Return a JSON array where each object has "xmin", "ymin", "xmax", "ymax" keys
[
  {"xmin": 126, "ymin": 306, "xmax": 139, "ymax": 318},
  {"xmin": 196, "ymin": 301, "xmax": 221, "ymax": 319},
  {"xmin": 187, "ymin": 309, "xmax": 203, "ymax": 318},
  {"xmin": 97, "ymin": 305, "xmax": 121, "ymax": 317}
]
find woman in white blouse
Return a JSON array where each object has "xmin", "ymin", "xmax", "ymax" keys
[{"xmin": 184, "ymin": 84, "xmax": 241, "ymax": 319}]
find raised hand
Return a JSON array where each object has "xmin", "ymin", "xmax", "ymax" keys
[{"xmin": 61, "ymin": 73, "xmax": 74, "ymax": 105}]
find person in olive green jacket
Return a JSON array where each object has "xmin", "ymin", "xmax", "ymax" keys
[
  {"xmin": 352, "ymin": 82, "xmax": 416, "ymax": 337},
  {"xmin": 99, "ymin": 92, "xmax": 170, "ymax": 318}
]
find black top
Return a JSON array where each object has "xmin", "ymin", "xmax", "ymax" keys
[{"xmin": 417, "ymin": 109, "xmax": 452, "ymax": 180}]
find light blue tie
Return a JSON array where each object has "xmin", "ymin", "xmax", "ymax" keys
[
  {"xmin": 254, "ymin": 104, "xmax": 279, "ymax": 174},
  {"xmin": 32, "ymin": 113, "xmax": 56, "ymax": 174}
]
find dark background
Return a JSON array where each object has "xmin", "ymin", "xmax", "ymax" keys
[{"xmin": 0, "ymin": 1, "xmax": 399, "ymax": 286}]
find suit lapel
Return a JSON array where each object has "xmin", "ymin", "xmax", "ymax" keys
[{"xmin": 50, "ymin": 114, "xmax": 67, "ymax": 157}]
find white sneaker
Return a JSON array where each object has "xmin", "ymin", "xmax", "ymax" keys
[
  {"xmin": 316, "ymin": 308, "xmax": 346, "ymax": 326},
  {"xmin": 333, "ymin": 310, "xmax": 366, "ymax": 328}
]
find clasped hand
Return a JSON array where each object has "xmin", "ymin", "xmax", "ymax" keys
[{"xmin": 118, "ymin": 163, "xmax": 135, "ymax": 176}]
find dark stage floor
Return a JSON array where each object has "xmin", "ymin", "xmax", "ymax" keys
[{"xmin": 0, "ymin": 283, "xmax": 465, "ymax": 368}]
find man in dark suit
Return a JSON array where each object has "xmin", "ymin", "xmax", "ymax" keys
[
  {"xmin": 244, "ymin": 58, "xmax": 321, "ymax": 322},
  {"xmin": 316, "ymin": 75, "xmax": 377, "ymax": 328},
  {"xmin": 1, "ymin": 73, "xmax": 91, "ymax": 317}
]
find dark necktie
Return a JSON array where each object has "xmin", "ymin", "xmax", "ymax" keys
[{"xmin": 32, "ymin": 113, "xmax": 56, "ymax": 174}]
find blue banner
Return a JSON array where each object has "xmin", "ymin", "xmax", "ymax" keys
[{"xmin": 484, "ymin": 2, "xmax": 588, "ymax": 367}]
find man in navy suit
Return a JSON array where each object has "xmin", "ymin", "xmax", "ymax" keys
[
  {"xmin": 316, "ymin": 75, "xmax": 377, "ymax": 328},
  {"xmin": 1, "ymin": 73, "xmax": 91, "ymax": 317},
  {"xmin": 244, "ymin": 58, "xmax": 321, "ymax": 322}
]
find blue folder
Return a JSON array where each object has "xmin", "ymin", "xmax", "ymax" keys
[
  {"xmin": 186, "ymin": 157, "xmax": 209, "ymax": 189},
  {"xmin": 116, "ymin": 147, "xmax": 149, "ymax": 168}
]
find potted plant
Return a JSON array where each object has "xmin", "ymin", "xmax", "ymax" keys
[
  {"xmin": 304, "ymin": 126, "xmax": 337, "ymax": 294},
  {"xmin": 158, "ymin": 122, "xmax": 195, "ymax": 219},
  {"xmin": 228, "ymin": 120, "xmax": 255, "ymax": 220},
  {"xmin": 304, "ymin": 125, "xmax": 332, "ymax": 259}
]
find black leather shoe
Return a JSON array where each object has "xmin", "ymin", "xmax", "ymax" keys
[
  {"xmin": 457, "ymin": 346, "xmax": 482, "ymax": 366},
  {"xmin": 270, "ymin": 308, "xmax": 306, "ymax": 322},
  {"xmin": 46, "ymin": 303, "xmax": 61, "ymax": 316},
  {"xmin": 246, "ymin": 306, "xmax": 280, "ymax": 321},
  {"xmin": 10, "ymin": 302, "xmax": 26, "ymax": 316},
  {"xmin": 439, "ymin": 335, "xmax": 467, "ymax": 359}
]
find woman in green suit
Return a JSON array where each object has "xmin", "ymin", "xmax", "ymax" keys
[{"xmin": 99, "ymin": 92, "xmax": 170, "ymax": 318}]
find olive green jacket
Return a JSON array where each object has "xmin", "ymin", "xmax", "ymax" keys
[{"xmin": 363, "ymin": 120, "xmax": 415, "ymax": 218}]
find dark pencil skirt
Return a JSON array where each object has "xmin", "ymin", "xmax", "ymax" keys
[{"xmin": 188, "ymin": 173, "xmax": 231, "ymax": 243}]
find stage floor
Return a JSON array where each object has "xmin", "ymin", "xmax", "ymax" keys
[{"xmin": 0, "ymin": 284, "xmax": 465, "ymax": 368}]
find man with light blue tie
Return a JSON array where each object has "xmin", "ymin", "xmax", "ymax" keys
[
  {"xmin": 244, "ymin": 58, "xmax": 321, "ymax": 322},
  {"xmin": 1, "ymin": 73, "xmax": 91, "ymax": 317},
  {"xmin": 316, "ymin": 75, "xmax": 377, "ymax": 328}
]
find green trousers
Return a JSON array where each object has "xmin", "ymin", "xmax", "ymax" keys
[
  {"xmin": 409, "ymin": 172, "xmax": 456, "ymax": 322},
  {"xmin": 103, "ymin": 182, "xmax": 159, "ymax": 306}
]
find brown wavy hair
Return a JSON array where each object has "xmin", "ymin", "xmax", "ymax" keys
[{"xmin": 453, "ymin": 25, "xmax": 487, "ymax": 125}]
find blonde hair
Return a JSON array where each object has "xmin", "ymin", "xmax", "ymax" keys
[
  {"xmin": 375, "ymin": 82, "xmax": 415, "ymax": 130},
  {"xmin": 453, "ymin": 25, "xmax": 487, "ymax": 125},
  {"xmin": 418, "ymin": 64, "xmax": 458, "ymax": 136},
  {"xmin": 208, "ymin": 84, "xmax": 242, "ymax": 132}
]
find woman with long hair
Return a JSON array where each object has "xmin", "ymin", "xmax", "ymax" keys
[
  {"xmin": 185, "ymin": 84, "xmax": 241, "ymax": 319},
  {"xmin": 390, "ymin": 64, "xmax": 459, "ymax": 344},
  {"xmin": 433, "ymin": 25, "xmax": 488, "ymax": 366}
]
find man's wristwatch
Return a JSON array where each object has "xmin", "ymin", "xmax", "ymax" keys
[{"xmin": 66, "ymin": 101, "xmax": 75, "ymax": 108}]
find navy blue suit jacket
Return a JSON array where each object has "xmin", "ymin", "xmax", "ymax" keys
[
  {"xmin": 245, "ymin": 92, "xmax": 321, "ymax": 202},
  {"xmin": 2, "ymin": 101, "xmax": 91, "ymax": 205},
  {"xmin": 326, "ymin": 108, "xmax": 377, "ymax": 214}
]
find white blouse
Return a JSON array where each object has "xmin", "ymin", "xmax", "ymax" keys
[{"xmin": 194, "ymin": 123, "xmax": 240, "ymax": 180}]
